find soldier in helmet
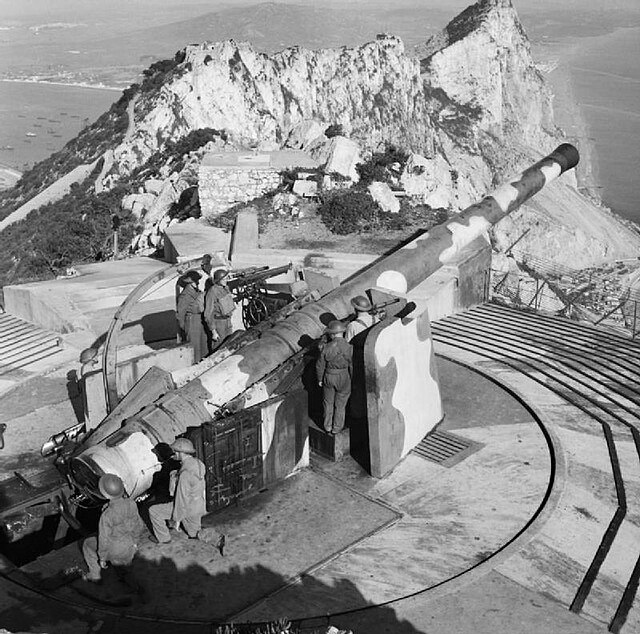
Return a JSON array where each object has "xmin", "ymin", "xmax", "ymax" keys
[
  {"xmin": 81, "ymin": 473, "xmax": 143, "ymax": 584},
  {"xmin": 204, "ymin": 269, "xmax": 236, "ymax": 353},
  {"xmin": 345, "ymin": 295, "xmax": 374, "ymax": 343},
  {"xmin": 316, "ymin": 320, "xmax": 353, "ymax": 435},
  {"xmin": 176, "ymin": 270, "xmax": 208, "ymax": 362},
  {"xmin": 148, "ymin": 438, "xmax": 224, "ymax": 552},
  {"xmin": 197, "ymin": 253, "xmax": 214, "ymax": 292}
]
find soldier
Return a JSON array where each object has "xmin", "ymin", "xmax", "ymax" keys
[
  {"xmin": 316, "ymin": 320, "xmax": 353, "ymax": 435},
  {"xmin": 176, "ymin": 270, "xmax": 208, "ymax": 362},
  {"xmin": 197, "ymin": 253, "xmax": 213, "ymax": 292},
  {"xmin": 345, "ymin": 295, "xmax": 375, "ymax": 343},
  {"xmin": 81, "ymin": 474, "xmax": 143, "ymax": 585},
  {"xmin": 204, "ymin": 269, "xmax": 236, "ymax": 352},
  {"xmin": 148, "ymin": 438, "xmax": 225, "ymax": 553}
]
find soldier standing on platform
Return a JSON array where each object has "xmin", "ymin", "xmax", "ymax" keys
[
  {"xmin": 176, "ymin": 270, "xmax": 208, "ymax": 362},
  {"xmin": 204, "ymin": 269, "xmax": 236, "ymax": 352},
  {"xmin": 345, "ymin": 295, "xmax": 375, "ymax": 343},
  {"xmin": 316, "ymin": 320, "xmax": 353, "ymax": 435}
]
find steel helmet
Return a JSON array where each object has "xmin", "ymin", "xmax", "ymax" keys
[
  {"xmin": 325, "ymin": 320, "xmax": 346, "ymax": 335},
  {"xmin": 171, "ymin": 438, "xmax": 196, "ymax": 455},
  {"xmin": 350, "ymin": 295, "xmax": 372, "ymax": 312},
  {"xmin": 98, "ymin": 474, "xmax": 125, "ymax": 500},
  {"xmin": 213, "ymin": 269, "xmax": 229, "ymax": 283}
]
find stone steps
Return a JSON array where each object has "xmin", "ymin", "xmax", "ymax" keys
[{"xmin": 0, "ymin": 313, "xmax": 62, "ymax": 375}]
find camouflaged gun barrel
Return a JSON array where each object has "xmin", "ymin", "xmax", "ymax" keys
[{"xmin": 70, "ymin": 144, "xmax": 578, "ymax": 499}]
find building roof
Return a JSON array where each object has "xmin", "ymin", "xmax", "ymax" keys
[{"xmin": 201, "ymin": 149, "xmax": 319, "ymax": 170}]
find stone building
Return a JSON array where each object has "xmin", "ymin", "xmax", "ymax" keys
[{"xmin": 198, "ymin": 149, "xmax": 318, "ymax": 220}]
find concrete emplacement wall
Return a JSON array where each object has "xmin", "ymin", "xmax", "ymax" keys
[{"xmin": 362, "ymin": 295, "xmax": 443, "ymax": 478}]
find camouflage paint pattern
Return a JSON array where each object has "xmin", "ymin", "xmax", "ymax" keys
[
  {"xmin": 365, "ymin": 304, "xmax": 442, "ymax": 478},
  {"xmin": 70, "ymin": 145, "xmax": 578, "ymax": 497}
]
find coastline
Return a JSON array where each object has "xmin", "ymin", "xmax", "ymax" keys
[
  {"xmin": 539, "ymin": 40, "xmax": 601, "ymax": 201},
  {"xmin": 0, "ymin": 78, "xmax": 122, "ymax": 92},
  {"xmin": 536, "ymin": 25, "xmax": 640, "ymax": 223}
]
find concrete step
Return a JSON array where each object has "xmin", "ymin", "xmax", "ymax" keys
[{"xmin": 0, "ymin": 313, "xmax": 62, "ymax": 375}]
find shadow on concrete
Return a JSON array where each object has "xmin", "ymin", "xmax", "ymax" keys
[
  {"xmin": 0, "ymin": 550, "xmax": 426, "ymax": 634},
  {"xmin": 65, "ymin": 370, "xmax": 85, "ymax": 424},
  {"xmin": 121, "ymin": 310, "xmax": 178, "ymax": 345}
]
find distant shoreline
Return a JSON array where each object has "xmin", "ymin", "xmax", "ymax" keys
[
  {"xmin": 0, "ymin": 78, "xmax": 122, "ymax": 92},
  {"xmin": 537, "ymin": 41, "xmax": 601, "ymax": 202}
]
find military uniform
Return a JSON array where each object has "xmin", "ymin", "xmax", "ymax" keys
[
  {"xmin": 204, "ymin": 284, "xmax": 235, "ymax": 352},
  {"xmin": 316, "ymin": 337, "xmax": 353, "ymax": 434},
  {"xmin": 82, "ymin": 496, "xmax": 143, "ymax": 581},
  {"xmin": 176, "ymin": 284, "xmax": 208, "ymax": 362},
  {"xmin": 149, "ymin": 454, "xmax": 207, "ymax": 543},
  {"xmin": 345, "ymin": 311, "xmax": 375, "ymax": 342}
]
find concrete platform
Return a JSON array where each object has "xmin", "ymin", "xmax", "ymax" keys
[
  {"xmin": 0, "ymin": 356, "xmax": 609, "ymax": 634},
  {"xmin": 3, "ymin": 258, "xmax": 176, "ymax": 346}
]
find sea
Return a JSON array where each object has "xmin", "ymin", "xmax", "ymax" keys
[
  {"xmin": 567, "ymin": 26, "xmax": 640, "ymax": 223},
  {"xmin": 0, "ymin": 80, "xmax": 119, "ymax": 172}
]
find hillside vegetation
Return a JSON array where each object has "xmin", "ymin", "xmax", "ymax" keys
[{"xmin": 1, "ymin": 0, "xmax": 639, "ymax": 291}]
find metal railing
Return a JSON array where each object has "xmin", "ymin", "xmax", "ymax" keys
[{"xmin": 488, "ymin": 249, "xmax": 640, "ymax": 338}]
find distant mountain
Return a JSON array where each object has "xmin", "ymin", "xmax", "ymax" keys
[{"xmin": 90, "ymin": 2, "xmax": 449, "ymax": 67}]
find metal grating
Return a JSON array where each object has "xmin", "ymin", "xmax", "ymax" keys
[{"xmin": 412, "ymin": 430, "xmax": 481, "ymax": 467}]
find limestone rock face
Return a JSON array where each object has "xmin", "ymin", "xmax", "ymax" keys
[
  {"xmin": 311, "ymin": 136, "xmax": 361, "ymax": 182},
  {"xmin": 419, "ymin": 0, "xmax": 556, "ymax": 153},
  {"xmin": 368, "ymin": 181, "xmax": 400, "ymax": 214},
  {"xmin": 400, "ymin": 153, "xmax": 454, "ymax": 209},
  {"xmin": 144, "ymin": 179, "xmax": 165, "ymax": 195},
  {"xmin": 113, "ymin": 35, "xmax": 429, "ymax": 174},
  {"xmin": 121, "ymin": 193, "xmax": 156, "ymax": 218},
  {"xmin": 285, "ymin": 119, "xmax": 326, "ymax": 150},
  {"xmin": 99, "ymin": 0, "xmax": 640, "ymax": 267}
]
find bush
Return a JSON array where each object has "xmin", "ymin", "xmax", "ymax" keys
[
  {"xmin": 0, "ymin": 182, "xmax": 139, "ymax": 287},
  {"xmin": 324, "ymin": 123, "xmax": 343, "ymax": 138},
  {"xmin": 356, "ymin": 144, "xmax": 409, "ymax": 187},
  {"xmin": 168, "ymin": 186, "xmax": 201, "ymax": 221},
  {"xmin": 318, "ymin": 191, "xmax": 380, "ymax": 235}
]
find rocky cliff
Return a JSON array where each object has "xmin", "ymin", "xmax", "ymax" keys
[{"xmin": 3, "ymin": 0, "xmax": 639, "ymax": 275}]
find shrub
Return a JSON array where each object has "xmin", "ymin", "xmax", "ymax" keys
[
  {"xmin": 318, "ymin": 191, "xmax": 380, "ymax": 235},
  {"xmin": 168, "ymin": 186, "xmax": 201, "ymax": 221},
  {"xmin": 0, "ymin": 182, "xmax": 139, "ymax": 287},
  {"xmin": 356, "ymin": 144, "xmax": 409, "ymax": 187},
  {"xmin": 324, "ymin": 123, "xmax": 343, "ymax": 138}
]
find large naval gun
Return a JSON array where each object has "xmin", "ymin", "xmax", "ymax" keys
[{"xmin": 1, "ymin": 144, "xmax": 579, "ymax": 541}]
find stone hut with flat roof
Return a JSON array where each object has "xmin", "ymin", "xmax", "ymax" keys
[{"xmin": 198, "ymin": 149, "xmax": 318, "ymax": 221}]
